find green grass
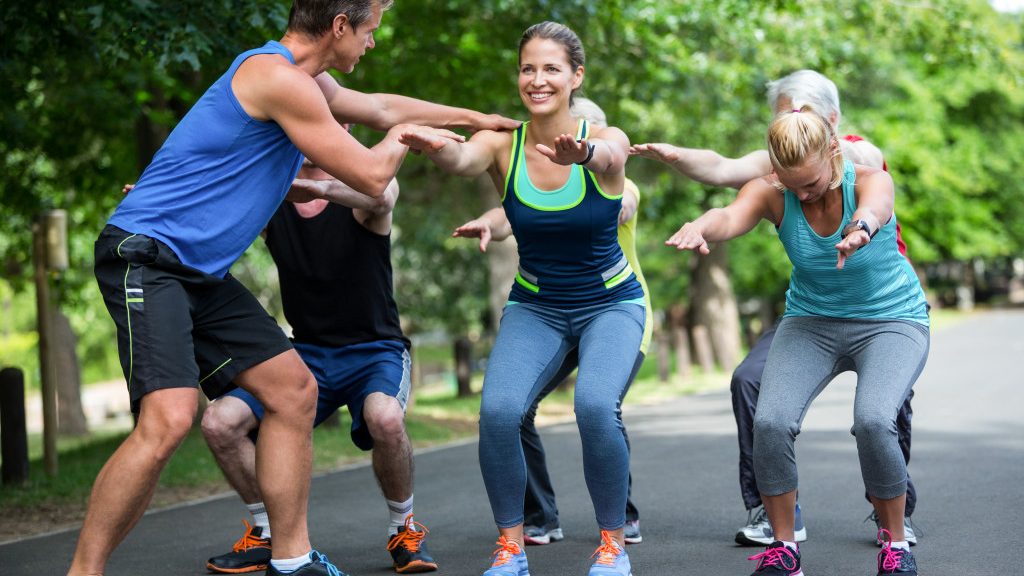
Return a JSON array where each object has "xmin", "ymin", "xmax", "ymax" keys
[{"xmin": 0, "ymin": 406, "xmax": 478, "ymax": 516}]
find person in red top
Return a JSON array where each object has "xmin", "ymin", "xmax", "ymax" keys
[{"xmin": 630, "ymin": 69, "xmax": 919, "ymax": 548}]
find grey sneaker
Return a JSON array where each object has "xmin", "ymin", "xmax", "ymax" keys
[
  {"xmin": 523, "ymin": 525, "xmax": 564, "ymax": 546},
  {"xmin": 735, "ymin": 505, "xmax": 807, "ymax": 546},
  {"xmin": 623, "ymin": 520, "xmax": 642, "ymax": 545},
  {"xmin": 868, "ymin": 511, "xmax": 918, "ymax": 546}
]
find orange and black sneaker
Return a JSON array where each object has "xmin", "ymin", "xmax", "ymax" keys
[
  {"xmin": 387, "ymin": 515, "xmax": 438, "ymax": 573},
  {"xmin": 206, "ymin": 520, "xmax": 272, "ymax": 574}
]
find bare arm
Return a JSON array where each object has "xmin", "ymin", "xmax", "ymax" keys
[
  {"xmin": 536, "ymin": 126, "xmax": 630, "ymax": 176},
  {"xmin": 289, "ymin": 176, "xmax": 398, "ymax": 215},
  {"xmin": 452, "ymin": 206, "xmax": 512, "ymax": 253},
  {"xmin": 234, "ymin": 58, "xmax": 407, "ymax": 197},
  {"xmin": 665, "ymin": 177, "xmax": 778, "ymax": 253},
  {"xmin": 834, "ymin": 166, "xmax": 894, "ymax": 269},
  {"xmin": 630, "ymin": 144, "xmax": 771, "ymax": 190},
  {"xmin": 619, "ymin": 178, "xmax": 639, "ymax": 225},
  {"xmin": 316, "ymin": 73, "xmax": 520, "ymax": 132},
  {"xmin": 401, "ymin": 129, "xmax": 507, "ymax": 177}
]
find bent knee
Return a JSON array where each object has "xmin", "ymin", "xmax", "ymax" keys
[
  {"xmin": 261, "ymin": 371, "xmax": 318, "ymax": 418},
  {"xmin": 853, "ymin": 413, "xmax": 896, "ymax": 441},
  {"xmin": 201, "ymin": 400, "xmax": 253, "ymax": 447},
  {"xmin": 365, "ymin": 399, "xmax": 406, "ymax": 441},
  {"xmin": 752, "ymin": 415, "xmax": 794, "ymax": 444}
]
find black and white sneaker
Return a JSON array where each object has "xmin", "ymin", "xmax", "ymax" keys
[
  {"xmin": 523, "ymin": 525, "xmax": 564, "ymax": 546},
  {"xmin": 735, "ymin": 505, "xmax": 807, "ymax": 546},
  {"xmin": 868, "ymin": 511, "xmax": 918, "ymax": 546}
]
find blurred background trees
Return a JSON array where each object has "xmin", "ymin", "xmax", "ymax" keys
[{"xmin": 2, "ymin": 0, "xmax": 1022, "ymax": 415}]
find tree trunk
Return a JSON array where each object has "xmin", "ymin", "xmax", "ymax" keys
[
  {"xmin": 454, "ymin": 336, "xmax": 473, "ymax": 398},
  {"xmin": 668, "ymin": 304, "xmax": 692, "ymax": 380},
  {"xmin": 52, "ymin": 310, "xmax": 88, "ymax": 436},
  {"xmin": 689, "ymin": 245, "xmax": 742, "ymax": 371},
  {"xmin": 134, "ymin": 86, "xmax": 170, "ymax": 173},
  {"xmin": 655, "ymin": 331, "xmax": 671, "ymax": 382}
]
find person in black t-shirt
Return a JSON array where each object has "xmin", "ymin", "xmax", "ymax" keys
[{"xmin": 199, "ymin": 160, "xmax": 438, "ymax": 575}]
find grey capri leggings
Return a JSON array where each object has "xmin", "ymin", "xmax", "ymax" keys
[{"xmin": 752, "ymin": 315, "xmax": 929, "ymax": 500}]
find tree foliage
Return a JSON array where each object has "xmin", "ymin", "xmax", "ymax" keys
[{"xmin": 2, "ymin": 1, "xmax": 1022, "ymax": 378}]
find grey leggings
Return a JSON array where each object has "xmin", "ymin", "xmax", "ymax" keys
[{"xmin": 753, "ymin": 316, "xmax": 929, "ymax": 500}]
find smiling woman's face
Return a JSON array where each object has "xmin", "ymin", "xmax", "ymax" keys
[{"xmin": 518, "ymin": 38, "xmax": 582, "ymax": 115}]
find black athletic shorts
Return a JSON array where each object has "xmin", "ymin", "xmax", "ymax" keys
[{"xmin": 94, "ymin": 225, "xmax": 293, "ymax": 413}]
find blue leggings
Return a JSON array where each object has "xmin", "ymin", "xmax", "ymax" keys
[{"xmin": 479, "ymin": 301, "xmax": 645, "ymax": 530}]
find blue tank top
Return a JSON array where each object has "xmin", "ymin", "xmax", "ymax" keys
[
  {"xmin": 778, "ymin": 160, "xmax": 929, "ymax": 325},
  {"xmin": 108, "ymin": 41, "xmax": 304, "ymax": 278},
  {"xmin": 502, "ymin": 120, "xmax": 644, "ymax": 307}
]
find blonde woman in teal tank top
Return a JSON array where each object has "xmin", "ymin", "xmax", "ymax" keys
[
  {"xmin": 666, "ymin": 106, "xmax": 927, "ymax": 576},
  {"xmin": 400, "ymin": 21, "xmax": 643, "ymax": 576}
]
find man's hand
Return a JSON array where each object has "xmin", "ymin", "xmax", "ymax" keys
[
  {"xmin": 835, "ymin": 230, "xmax": 870, "ymax": 269},
  {"xmin": 629, "ymin": 143, "xmax": 681, "ymax": 164},
  {"xmin": 122, "ymin": 183, "xmax": 135, "ymax": 194},
  {"xmin": 536, "ymin": 134, "xmax": 590, "ymax": 166},
  {"xmin": 473, "ymin": 113, "xmax": 522, "ymax": 133},
  {"xmin": 665, "ymin": 222, "xmax": 711, "ymax": 254},
  {"xmin": 452, "ymin": 218, "xmax": 493, "ymax": 253}
]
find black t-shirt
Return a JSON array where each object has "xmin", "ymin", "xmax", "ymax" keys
[{"xmin": 264, "ymin": 202, "xmax": 409, "ymax": 349}]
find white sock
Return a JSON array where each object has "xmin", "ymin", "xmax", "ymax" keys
[
  {"xmin": 890, "ymin": 540, "xmax": 910, "ymax": 551},
  {"xmin": 270, "ymin": 551, "xmax": 313, "ymax": 573},
  {"xmin": 247, "ymin": 502, "xmax": 271, "ymax": 538},
  {"xmin": 387, "ymin": 495, "xmax": 415, "ymax": 536},
  {"xmin": 781, "ymin": 541, "xmax": 798, "ymax": 553}
]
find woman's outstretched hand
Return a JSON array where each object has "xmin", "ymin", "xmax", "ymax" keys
[
  {"xmin": 452, "ymin": 218, "xmax": 493, "ymax": 253},
  {"xmin": 665, "ymin": 222, "xmax": 711, "ymax": 254},
  {"xmin": 835, "ymin": 230, "xmax": 871, "ymax": 269},
  {"xmin": 629, "ymin": 143, "xmax": 680, "ymax": 165},
  {"xmin": 536, "ymin": 134, "xmax": 590, "ymax": 165}
]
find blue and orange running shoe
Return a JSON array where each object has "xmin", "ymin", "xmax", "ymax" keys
[
  {"xmin": 587, "ymin": 531, "xmax": 631, "ymax": 576},
  {"xmin": 387, "ymin": 515, "xmax": 438, "ymax": 573},
  {"xmin": 205, "ymin": 520, "xmax": 271, "ymax": 573},
  {"xmin": 876, "ymin": 529, "xmax": 919, "ymax": 575},
  {"xmin": 748, "ymin": 541, "xmax": 803, "ymax": 576},
  {"xmin": 482, "ymin": 536, "xmax": 529, "ymax": 576}
]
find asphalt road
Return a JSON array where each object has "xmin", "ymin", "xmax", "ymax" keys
[{"xmin": 2, "ymin": 309, "xmax": 1021, "ymax": 575}]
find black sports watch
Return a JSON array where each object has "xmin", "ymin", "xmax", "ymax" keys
[{"xmin": 841, "ymin": 219, "xmax": 875, "ymax": 239}]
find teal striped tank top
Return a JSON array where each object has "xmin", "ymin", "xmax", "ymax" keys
[{"xmin": 778, "ymin": 160, "xmax": 929, "ymax": 326}]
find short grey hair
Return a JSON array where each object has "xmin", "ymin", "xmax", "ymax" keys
[
  {"xmin": 766, "ymin": 69, "xmax": 841, "ymax": 128},
  {"xmin": 570, "ymin": 97, "xmax": 606, "ymax": 127}
]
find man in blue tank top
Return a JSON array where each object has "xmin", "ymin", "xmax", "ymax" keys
[{"xmin": 77, "ymin": 1, "xmax": 518, "ymax": 575}]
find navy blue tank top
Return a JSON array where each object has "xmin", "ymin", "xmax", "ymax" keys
[
  {"xmin": 109, "ymin": 41, "xmax": 304, "ymax": 278},
  {"xmin": 502, "ymin": 120, "xmax": 643, "ymax": 307}
]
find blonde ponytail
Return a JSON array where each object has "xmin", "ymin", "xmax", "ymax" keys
[{"xmin": 767, "ymin": 104, "xmax": 844, "ymax": 190}]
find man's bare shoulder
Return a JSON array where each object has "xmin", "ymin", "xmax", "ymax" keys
[{"xmin": 234, "ymin": 54, "xmax": 321, "ymax": 120}]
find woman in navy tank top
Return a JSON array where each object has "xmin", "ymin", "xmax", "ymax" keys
[{"xmin": 401, "ymin": 21, "xmax": 643, "ymax": 576}]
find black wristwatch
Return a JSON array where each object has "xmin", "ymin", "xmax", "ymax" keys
[{"xmin": 841, "ymin": 219, "xmax": 875, "ymax": 239}]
